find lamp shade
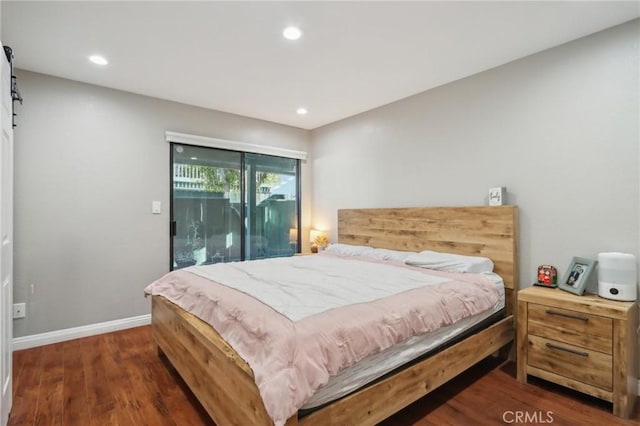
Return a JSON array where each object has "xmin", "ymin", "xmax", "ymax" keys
[{"xmin": 309, "ymin": 229, "xmax": 321, "ymax": 244}]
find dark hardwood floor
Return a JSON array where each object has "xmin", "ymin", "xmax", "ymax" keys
[{"xmin": 9, "ymin": 325, "xmax": 639, "ymax": 425}]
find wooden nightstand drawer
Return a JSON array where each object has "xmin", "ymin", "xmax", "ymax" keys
[
  {"xmin": 527, "ymin": 335, "xmax": 612, "ymax": 390},
  {"xmin": 527, "ymin": 303, "xmax": 612, "ymax": 354}
]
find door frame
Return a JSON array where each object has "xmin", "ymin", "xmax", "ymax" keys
[{"xmin": 0, "ymin": 43, "xmax": 15, "ymax": 426}]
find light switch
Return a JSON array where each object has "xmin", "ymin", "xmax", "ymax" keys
[{"xmin": 152, "ymin": 201, "xmax": 162, "ymax": 214}]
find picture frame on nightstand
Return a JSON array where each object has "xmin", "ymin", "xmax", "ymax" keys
[{"xmin": 558, "ymin": 257, "xmax": 596, "ymax": 296}]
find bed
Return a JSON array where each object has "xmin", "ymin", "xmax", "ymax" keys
[{"xmin": 149, "ymin": 205, "xmax": 518, "ymax": 425}]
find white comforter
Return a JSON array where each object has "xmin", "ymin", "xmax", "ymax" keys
[{"xmin": 188, "ymin": 254, "xmax": 452, "ymax": 321}]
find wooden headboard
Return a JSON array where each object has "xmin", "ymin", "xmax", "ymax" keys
[{"xmin": 337, "ymin": 205, "xmax": 519, "ymax": 291}]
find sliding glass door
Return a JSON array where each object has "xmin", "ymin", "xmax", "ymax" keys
[
  {"xmin": 171, "ymin": 144, "xmax": 242, "ymax": 268},
  {"xmin": 244, "ymin": 153, "xmax": 299, "ymax": 260},
  {"xmin": 171, "ymin": 144, "xmax": 299, "ymax": 269}
]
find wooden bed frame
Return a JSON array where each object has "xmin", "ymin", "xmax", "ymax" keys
[{"xmin": 152, "ymin": 205, "xmax": 519, "ymax": 425}]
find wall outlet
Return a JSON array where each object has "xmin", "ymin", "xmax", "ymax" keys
[{"xmin": 13, "ymin": 303, "xmax": 26, "ymax": 319}]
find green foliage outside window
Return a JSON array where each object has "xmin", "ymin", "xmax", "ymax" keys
[
  {"xmin": 200, "ymin": 166, "xmax": 227, "ymax": 192},
  {"xmin": 257, "ymin": 172, "xmax": 280, "ymax": 188},
  {"xmin": 199, "ymin": 167, "xmax": 279, "ymax": 193}
]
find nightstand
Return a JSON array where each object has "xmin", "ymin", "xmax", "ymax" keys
[{"xmin": 517, "ymin": 286, "xmax": 638, "ymax": 418}]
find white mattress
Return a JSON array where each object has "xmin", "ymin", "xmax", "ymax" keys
[{"xmin": 301, "ymin": 272, "xmax": 505, "ymax": 409}]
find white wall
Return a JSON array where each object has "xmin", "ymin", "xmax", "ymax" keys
[
  {"xmin": 311, "ymin": 20, "xmax": 639, "ymax": 291},
  {"xmin": 12, "ymin": 71, "xmax": 310, "ymax": 337}
]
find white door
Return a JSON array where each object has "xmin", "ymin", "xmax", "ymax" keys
[{"xmin": 0, "ymin": 44, "xmax": 14, "ymax": 425}]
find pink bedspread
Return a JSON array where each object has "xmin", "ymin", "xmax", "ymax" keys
[{"xmin": 145, "ymin": 257, "xmax": 501, "ymax": 425}]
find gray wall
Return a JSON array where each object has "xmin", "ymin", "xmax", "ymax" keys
[
  {"xmin": 12, "ymin": 19, "xmax": 639, "ymax": 364},
  {"xmin": 13, "ymin": 71, "xmax": 311, "ymax": 337},
  {"xmin": 311, "ymin": 20, "xmax": 639, "ymax": 293}
]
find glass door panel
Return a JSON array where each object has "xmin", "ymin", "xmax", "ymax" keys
[
  {"xmin": 244, "ymin": 153, "xmax": 299, "ymax": 260},
  {"xmin": 171, "ymin": 144, "xmax": 242, "ymax": 269}
]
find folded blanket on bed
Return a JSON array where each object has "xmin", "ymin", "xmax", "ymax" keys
[{"xmin": 144, "ymin": 253, "xmax": 501, "ymax": 426}]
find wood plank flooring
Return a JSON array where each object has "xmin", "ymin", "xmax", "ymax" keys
[{"xmin": 9, "ymin": 325, "xmax": 639, "ymax": 425}]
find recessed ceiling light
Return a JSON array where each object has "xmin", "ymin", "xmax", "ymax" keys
[
  {"xmin": 296, "ymin": 107, "xmax": 308, "ymax": 115},
  {"xmin": 89, "ymin": 55, "xmax": 108, "ymax": 65},
  {"xmin": 283, "ymin": 26, "xmax": 302, "ymax": 41},
  {"xmin": 190, "ymin": 157, "xmax": 198, "ymax": 160}
]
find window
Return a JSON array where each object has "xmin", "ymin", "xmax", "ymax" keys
[{"xmin": 170, "ymin": 143, "xmax": 300, "ymax": 269}]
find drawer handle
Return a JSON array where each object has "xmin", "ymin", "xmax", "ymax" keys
[
  {"xmin": 545, "ymin": 342, "xmax": 589, "ymax": 357},
  {"xmin": 545, "ymin": 309, "xmax": 589, "ymax": 322}
]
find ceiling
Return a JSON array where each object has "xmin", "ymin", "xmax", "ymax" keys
[{"xmin": 2, "ymin": 1, "xmax": 638, "ymax": 130}]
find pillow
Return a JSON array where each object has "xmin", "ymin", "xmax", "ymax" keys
[
  {"xmin": 368, "ymin": 248, "xmax": 415, "ymax": 262},
  {"xmin": 404, "ymin": 250, "xmax": 494, "ymax": 273},
  {"xmin": 324, "ymin": 244, "xmax": 415, "ymax": 262},
  {"xmin": 325, "ymin": 243, "xmax": 375, "ymax": 257}
]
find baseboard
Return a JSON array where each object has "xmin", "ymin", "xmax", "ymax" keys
[{"xmin": 12, "ymin": 314, "xmax": 151, "ymax": 351}]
